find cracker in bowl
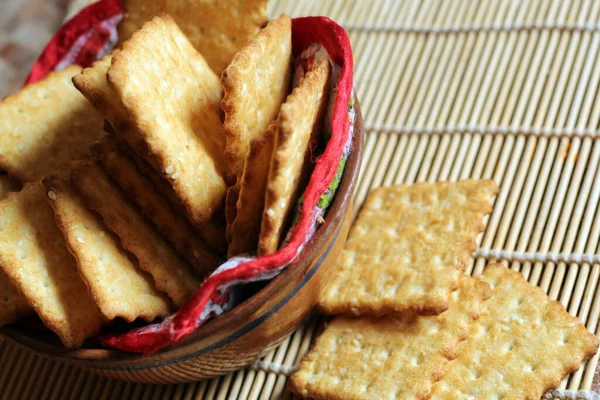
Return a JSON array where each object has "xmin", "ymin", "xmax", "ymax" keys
[
  {"xmin": 0, "ymin": 66, "xmax": 105, "ymax": 183},
  {"xmin": 0, "ymin": 183, "xmax": 105, "ymax": 348},
  {"xmin": 70, "ymin": 161, "xmax": 201, "ymax": 307},
  {"xmin": 44, "ymin": 173, "xmax": 171, "ymax": 322}
]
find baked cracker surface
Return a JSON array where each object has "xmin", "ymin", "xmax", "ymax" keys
[
  {"xmin": 44, "ymin": 174, "xmax": 171, "ymax": 322},
  {"xmin": 117, "ymin": 0, "xmax": 267, "ymax": 75},
  {"xmin": 429, "ymin": 264, "xmax": 599, "ymax": 399},
  {"xmin": 108, "ymin": 15, "xmax": 227, "ymax": 227},
  {"xmin": 92, "ymin": 137, "xmax": 220, "ymax": 275},
  {"xmin": 290, "ymin": 276, "xmax": 491, "ymax": 399},
  {"xmin": 222, "ymin": 14, "xmax": 292, "ymax": 239},
  {"xmin": 228, "ymin": 125, "xmax": 275, "ymax": 257},
  {"xmin": 0, "ymin": 66, "xmax": 105, "ymax": 182},
  {"xmin": 0, "ymin": 183, "xmax": 105, "ymax": 348},
  {"xmin": 319, "ymin": 179, "xmax": 499, "ymax": 316},
  {"xmin": 0, "ymin": 271, "xmax": 33, "ymax": 327},
  {"xmin": 258, "ymin": 59, "xmax": 331, "ymax": 255},
  {"xmin": 221, "ymin": 13, "xmax": 292, "ymax": 185},
  {"xmin": 71, "ymin": 161, "xmax": 201, "ymax": 307}
]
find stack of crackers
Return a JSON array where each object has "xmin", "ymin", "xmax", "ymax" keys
[
  {"xmin": 0, "ymin": 1, "xmax": 333, "ymax": 349},
  {"xmin": 289, "ymin": 181, "xmax": 599, "ymax": 399}
]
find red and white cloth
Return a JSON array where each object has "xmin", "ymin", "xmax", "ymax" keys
[{"xmin": 26, "ymin": 0, "xmax": 354, "ymax": 353}]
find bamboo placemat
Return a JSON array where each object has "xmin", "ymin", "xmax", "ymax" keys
[{"xmin": 3, "ymin": 0, "xmax": 600, "ymax": 398}]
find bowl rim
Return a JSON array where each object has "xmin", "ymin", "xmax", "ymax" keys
[{"xmin": 0, "ymin": 98, "xmax": 364, "ymax": 370}]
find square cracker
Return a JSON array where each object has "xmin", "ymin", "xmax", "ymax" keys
[
  {"xmin": 117, "ymin": 0, "xmax": 267, "ymax": 75},
  {"xmin": 91, "ymin": 137, "xmax": 220, "ymax": 275},
  {"xmin": 319, "ymin": 180, "xmax": 499, "ymax": 316},
  {"xmin": 222, "ymin": 14, "xmax": 292, "ymax": 238},
  {"xmin": 221, "ymin": 13, "xmax": 292, "ymax": 183},
  {"xmin": 290, "ymin": 276, "xmax": 491, "ymax": 399},
  {"xmin": 258, "ymin": 59, "xmax": 331, "ymax": 255},
  {"xmin": 107, "ymin": 15, "xmax": 227, "ymax": 227},
  {"xmin": 0, "ymin": 183, "xmax": 105, "ymax": 348},
  {"xmin": 0, "ymin": 271, "xmax": 33, "ymax": 327},
  {"xmin": 429, "ymin": 264, "xmax": 599, "ymax": 399},
  {"xmin": 228, "ymin": 126, "xmax": 275, "ymax": 257},
  {"xmin": 70, "ymin": 161, "xmax": 201, "ymax": 307},
  {"xmin": 0, "ymin": 65, "xmax": 106, "ymax": 183},
  {"xmin": 43, "ymin": 174, "xmax": 171, "ymax": 322}
]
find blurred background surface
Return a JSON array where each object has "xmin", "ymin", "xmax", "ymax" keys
[{"xmin": 0, "ymin": 0, "xmax": 93, "ymax": 97}]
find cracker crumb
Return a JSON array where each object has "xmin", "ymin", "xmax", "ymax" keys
[
  {"xmin": 266, "ymin": 208, "xmax": 275, "ymax": 217},
  {"xmin": 165, "ymin": 166, "xmax": 175, "ymax": 175},
  {"xmin": 47, "ymin": 191, "xmax": 57, "ymax": 201}
]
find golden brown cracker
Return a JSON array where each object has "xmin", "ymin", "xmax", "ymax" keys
[
  {"xmin": 91, "ymin": 138, "xmax": 220, "ymax": 275},
  {"xmin": 43, "ymin": 174, "xmax": 171, "ymax": 322},
  {"xmin": 0, "ymin": 174, "xmax": 19, "ymax": 200},
  {"xmin": 0, "ymin": 271, "xmax": 33, "ymax": 327},
  {"xmin": 228, "ymin": 126, "xmax": 275, "ymax": 257},
  {"xmin": 258, "ymin": 59, "xmax": 331, "ymax": 255},
  {"xmin": 221, "ymin": 14, "xmax": 292, "ymax": 184},
  {"xmin": 0, "ymin": 66, "xmax": 106, "ymax": 183},
  {"xmin": 430, "ymin": 264, "xmax": 599, "ymax": 399},
  {"xmin": 70, "ymin": 161, "xmax": 201, "ymax": 307},
  {"xmin": 117, "ymin": 0, "xmax": 267, "ymax": 75},
  {"xmin": 0, "ymin": 183, "xmax": 105, "ymax": 348},
  {"xmin": 108, "ymin": 15, "xmax": 227, "ymax": 227},
  {"xmin": 290, "ymin": 276, "xmax": 491, "ymax": 399},
  {"xmin": 319, "ymin": 180, "xmax": 499, "ymax": 317}
]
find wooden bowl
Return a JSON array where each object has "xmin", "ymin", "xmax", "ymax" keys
[{"xmin": 0, "ymin": 100, "xmax": 364, "ymax": 384}]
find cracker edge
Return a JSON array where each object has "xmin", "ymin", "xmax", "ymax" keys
[
  {"xmin": 258, "ymin": 59, "xmax": 331, "ymax": 256},
  {"xmin": 318, "ymin": 179, "xmax": 500, "ymax": 316},
  {"xmin": 221, "ymin": 13, "xmax": 292, "ymax": 184}
]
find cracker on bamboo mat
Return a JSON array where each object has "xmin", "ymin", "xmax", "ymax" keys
[
  {"xmin": 429, "ymin": 264, "xmax": 599, "ymax": 399},
  {"xmin": 258, "ymin": 59, "xmax": 331, "ymax": 255},
  {"xmin": 0, "ymin": 66, "xmax": 105, "ymax": 183},
  {"xmin": 92, "ymin": 137, "xmax": 221, "ymax": 275},
  {"xmin": 0, "ymin": 272, "xmax": 33, "ymax": 327},
  {"xmin": 228, "ymin": 126, "xmax": 275, "ymax": 257},
  {"xmin": 44, "ymin": 175, "xmax": 171, "ymax": 322},
  {"xmin": 70, "ymin": 161, "xmax": 201, "ymax": 307},
  {"xmin": 108, "ymin": 15, "xmax": 227, "ymax": 227},
  {"xmin": 290, "ymin": 276, "xmax": 491, "ymax": 400},
  {"xmin": 0, "ymin": 183, "xmax": 105, "ymax": 348},
  {"xmin": 117, "ymin": 0, "xmax": 267, "ymax": 75},
  {"xmin": 319, "ymin": 180, "xmax": 499, "ymax": 316}
]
